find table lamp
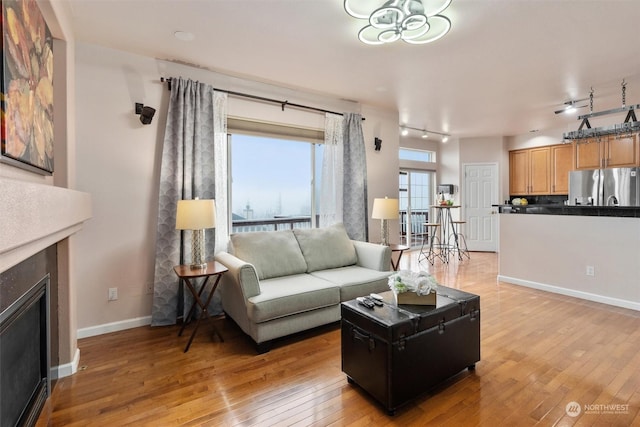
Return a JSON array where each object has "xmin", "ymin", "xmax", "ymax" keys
[
  {"xmin": 176, "ymin": 198, "xmax": 216, "ymax": 269},
  {"xmin": 372, "ymin": 197, "xmax": 399, "ymax": 246}
]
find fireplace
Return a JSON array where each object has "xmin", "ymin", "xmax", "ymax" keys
[{"xmin": 0, "ymin": 247, "xmax": 57, "ymax": 427}]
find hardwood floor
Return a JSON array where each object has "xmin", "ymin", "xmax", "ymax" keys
[{"xmin": 42, "ymin": 251, "xmax": 640, "ymax": 426}]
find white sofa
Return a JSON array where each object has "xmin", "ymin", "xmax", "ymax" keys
[{"xmin": 215, "ymin": 223, "xmax": 392, "ymax": 353}]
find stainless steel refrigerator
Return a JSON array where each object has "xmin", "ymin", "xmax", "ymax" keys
[{"xmin": 568, "ymin": 167, "xmax": 640, "ymax": 206}]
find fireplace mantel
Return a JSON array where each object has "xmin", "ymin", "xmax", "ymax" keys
[{"xmin": 0, "ymin": 178, "xmax": 92, "ymax": 273}]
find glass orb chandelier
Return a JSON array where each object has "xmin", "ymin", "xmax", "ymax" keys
[{"xmin": 344, "ymin": 0, "xmax": 452, "ymax": 45}]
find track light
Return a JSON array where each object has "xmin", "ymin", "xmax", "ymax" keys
[
  {"xmin": 554, "ymin": 98, "xmax": 588, "ymax": 115},
  {"xmin": 399, "ymin": 125, "xmax": 450, "ymax": 141}
]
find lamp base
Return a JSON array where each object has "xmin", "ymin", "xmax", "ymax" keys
[
  {"xmin": 190, "ymin": 229, "xmax": 207, "ymax": 269},
  {"xmin": 380, "ymin": 219, "xmax": 389, "ymax": 246}
]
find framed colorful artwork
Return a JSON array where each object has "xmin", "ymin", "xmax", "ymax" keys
[{"xmin": 1, "ymin": 0, "xmax": 54, "ymax": 175}]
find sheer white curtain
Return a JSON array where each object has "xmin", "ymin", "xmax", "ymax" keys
[
  {"xmin": 213, "ymin": 91, "xmax": 229, "ymax": 252},
  {"xmin": 319, "ymin": 113, "xmax": 344, "ymax": 228}
]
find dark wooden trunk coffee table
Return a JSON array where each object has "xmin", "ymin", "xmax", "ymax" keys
[{"xmin": 341, "ymin": 287, "xmax": 480, "ymax": 415}]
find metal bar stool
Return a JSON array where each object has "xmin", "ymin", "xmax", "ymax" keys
[
  {"xmin": 450, "ymin": 220, "xmax": 470, "ymax": 260},
  {"xmin": 419, "ymin": 222, "xmax": 445, "ymax": 265}
]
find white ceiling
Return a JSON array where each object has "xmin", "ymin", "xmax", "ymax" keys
[{"xmin": 66, "ymin": 0, "xmax": 640, "ymax": 139}]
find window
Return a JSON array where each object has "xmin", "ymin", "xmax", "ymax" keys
[
  {"xmin": 228, "ymin": 121, "xmax": 323, "ymax": 233},
  {"xmin": 399, "ymin": 148, "xmax": 436, "ymax": 163}
]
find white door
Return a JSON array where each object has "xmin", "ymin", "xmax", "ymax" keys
[{"xmin": 463, "ymin": 163, "xmax": 499, "ymax": 252}]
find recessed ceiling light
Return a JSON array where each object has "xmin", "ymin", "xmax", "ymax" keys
[{"xmin": 174, "ymin": 31, "xmax": 195, "ymax": 41}]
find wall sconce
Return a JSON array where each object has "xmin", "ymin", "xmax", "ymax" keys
[
  {"xmin": 374, "ymin": 137, "xmax": 382, "ymax": 151},
  {"xmin": 135, "ymin": 102, "xmax": 156, "ymax": 125}
]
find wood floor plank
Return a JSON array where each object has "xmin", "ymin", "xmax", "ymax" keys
[{"xmin": 40, "ymin": 252, "xmax": 640, "ymax": 426}]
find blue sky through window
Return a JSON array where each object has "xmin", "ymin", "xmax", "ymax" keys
[{"xmin": 231, "ymin": 134, "xmax": 312, "ymax": 220}]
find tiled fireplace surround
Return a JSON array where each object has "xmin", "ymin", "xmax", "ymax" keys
[{"xmin": 0, "ymin": 178, "xmax": 91, "ymax": 421}]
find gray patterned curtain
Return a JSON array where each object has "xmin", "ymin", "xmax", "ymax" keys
[
  {"xmin": 151, "ymin": 77, "xmax": 227, "ymax": 326},
  {"xmin": 342, "ymin": 113, "xmax": 369, "ymax": 241}
]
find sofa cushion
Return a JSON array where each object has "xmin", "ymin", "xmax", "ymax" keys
[
  {"xmin": 246, "ymin": 274, "xmax": 340, "ymax": 323},
  {"xmin": 293, "ymin": 223, "xmax": 357, "ymax": 273},
  {"xmin": 230, "ymin": 230, "xmax": 307, "ymax": 280},
  {"xmin": 310, "ymin": 266, "xmax": 391, "ymax": 301}
]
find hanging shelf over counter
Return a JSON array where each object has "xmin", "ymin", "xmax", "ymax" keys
[
  {"xmin": 563, "ymin": 81, "xmax": 640, "ymax": 141},
  {"xmin": 563, "ymin": 103, "xmax": 640, "ymax": 140}
]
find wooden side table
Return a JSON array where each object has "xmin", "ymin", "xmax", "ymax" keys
[
  {"xmin": 387, "ymin": 243, "xmax": 410, "ymax": 271},
  {"xmin": 173, "ymin": 260, "xmax": 228, "ymax": 352}
]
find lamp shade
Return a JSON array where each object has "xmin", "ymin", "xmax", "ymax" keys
[
  {"xmin": 372, "ymin": 197, "xmax": 399, "ymax": 219},
  {"xmin": 175, "ymin": 199, "xmax": 216, "ymax": 230}
]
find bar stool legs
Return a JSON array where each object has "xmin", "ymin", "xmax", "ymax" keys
[
  {"xmin": 450, "ymin": 221, "xmax": 470, "ymax": 260},
  {"xmin": 419, "ymin": 223, "xmax": 445, "ymax": 265}
]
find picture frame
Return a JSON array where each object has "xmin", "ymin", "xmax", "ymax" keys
[{"xmin": 1, "ymin": 0, "xmax": 54, "ymax": 175}]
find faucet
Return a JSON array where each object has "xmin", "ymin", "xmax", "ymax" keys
[{"xmin": 606, "ymin": 195, "xmax": 619, "ymax": 206}]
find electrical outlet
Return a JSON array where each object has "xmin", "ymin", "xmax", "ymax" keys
[
  {"xmin": 586, "ymin": 266, "xmax": 595, "ymax": 276},
  {"xmin": 108, "ymin": 287, "xmax": 118, "ymax": 301},
  {"xmin": 146, "ymin": 282, "xmax": 154, "ymax": 295}
]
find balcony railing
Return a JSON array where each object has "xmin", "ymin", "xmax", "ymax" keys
[
  {"xmin": 232, "ymin": 211, "xmax": 429, "ymax": 247},
  {"xmin": 232, "ymin": 216, "xmax": 313, "ymax": 233},
  {"xmin": 400, "ymin": 209, "xmax": 429, "ymax": 247}
]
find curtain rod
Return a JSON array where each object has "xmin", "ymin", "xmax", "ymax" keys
[{"xmin": 160, "ymin": 77, "xmax": 364, "ymax": 120}]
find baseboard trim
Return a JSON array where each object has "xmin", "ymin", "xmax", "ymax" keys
[
  {"xmin": 77, "ymin": 315, "xmax": 152, "ymax": 339},
  {"xmin": 51, "ymin": 347, "xmax": 80, "ymax": 380},
  {"xmin": 498, "ymin": 275, "xmax": 640, "ymax": 312}
]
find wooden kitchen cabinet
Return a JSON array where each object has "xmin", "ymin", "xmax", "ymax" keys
[
  {"xmin": 509, "ymin": 149, "xmax": 529, "ymax": 195},
  {"xmin": 574, "ymin": 133, "xmax": 638, "ymax": 169},
  {"xmin": 573, "ymin": 138, "xmax": 600, "ymax": 169},
  {"xmin": 550, "ymin": 143, "xmax": 573, "ymax": 194},
  {"xmin": 605, "ymin": 134, "xmax": 638, "ymax": 167},
  {"xmin": 509, "ymin": 147, "xmax": 551, "ymax": 195}
]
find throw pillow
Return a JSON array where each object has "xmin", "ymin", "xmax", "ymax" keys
[
  {"xmin": 293, "ymin": 223, "xmax": 357, "ymax": 273},
  {"xmin": 230, "ymin": 230, "xmax": 307, "ymax": 280}
]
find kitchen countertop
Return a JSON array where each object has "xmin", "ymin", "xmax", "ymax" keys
[{"xmin": 494, "ymin": 204, "xmax": 640, "ymax": 218}]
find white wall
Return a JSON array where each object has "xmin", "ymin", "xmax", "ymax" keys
[
  {"xmin": 74, "ymin": 44, "xmax": 164, "ymax": 331},
  {"xmin": 460, "ymin": 136, "xmax": 508, "ymax": 204},
  {"xmin": 499, "ymin": 214, "xmax": 640, "ymax": 310},
  {"xmin": 437, "ymin": 136, "xmax": 507, "ymax": 220},
  {"xmin": 74, "ymin": 43, "xmax": 399, "ymax": 332},
  {"xmin": 363, "ymin": 105, "xmax": 400, "ymax": 243},
  {"xmin": 507, "ymin": 126, "xmax": 565, "ymax": 150}
]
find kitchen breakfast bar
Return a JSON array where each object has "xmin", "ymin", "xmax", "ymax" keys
[{"xmin": 496, "ymin": 205, "xmax": 640, "ymax": 311}]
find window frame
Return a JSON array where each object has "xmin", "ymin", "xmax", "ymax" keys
[{"xmin": 227, "ymin": 118, "xmax": 325, "ymax": 233}]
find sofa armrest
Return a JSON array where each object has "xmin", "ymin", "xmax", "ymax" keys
[
  {"xmin": 215, "ymin": 252, "xmax": 261, "ymax": 299},
  {"xmin": 352, "ymin": 241, "xmax": 392, "ymax": 271}
]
